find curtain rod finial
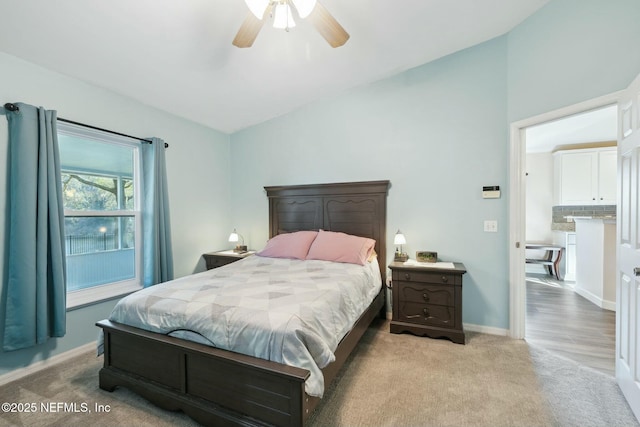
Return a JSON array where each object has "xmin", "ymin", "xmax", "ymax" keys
[{"xmin": 4, "ymin": 103, "xmax": 19, "ymax": 112}]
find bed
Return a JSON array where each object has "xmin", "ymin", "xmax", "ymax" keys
[{"xmin": 96, "ymin": 180, "xmax": 389, "ymax": 426}]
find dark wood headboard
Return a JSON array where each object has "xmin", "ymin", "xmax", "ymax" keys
[{"xmin": 264, "ymin": 180, "xmax": 390, "ymax": 281}]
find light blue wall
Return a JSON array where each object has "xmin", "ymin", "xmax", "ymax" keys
[
  {"xmin": 508, "ymin": 0, "xmax": 640, "ymax": 122},
  {"xmin": 231, "ymin": 37, "xmax": 510, "ymax": 328},
  {"xmin": 230, "ymin": 0, "xmax": 640, "ymax": 330},
  {"xmin": 0, "ymin": 52, "xmax": 231, "ymax": 376}
]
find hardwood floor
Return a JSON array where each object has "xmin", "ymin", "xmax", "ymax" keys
[{"xmin": 525, "ymin": 274, "xmax": 616, "ymax": 376}]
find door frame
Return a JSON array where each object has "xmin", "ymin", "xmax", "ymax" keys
[{"xmin": 508, "ymin": 91, "xmax": 623, "ymax": 339}]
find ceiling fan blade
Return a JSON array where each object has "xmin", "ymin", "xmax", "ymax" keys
[
  {"xmin": 307, "ymin": 2, "xmax": 349, "ymax": 48},
  {"xmin": 232, "ymin": 4, "xmax": 273, "ymax": 48}
]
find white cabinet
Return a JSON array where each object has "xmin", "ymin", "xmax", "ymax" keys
[
  {"xmin": 598, "ymin": 149, "xmax": 617, "ymax": 203},
  {"xmin": 554, "ymin": 147, "xmax": 617, "ymax": 205},
  {"xmin": 554, "ymin": 231, "xmax": 576, "ymax": 281},
  {"xmin": 564, "ymin": 232, "xmax": 576, "ymax": 281},
  {"xmin": 557, "ymin": 151, "xmax": 597, "ymax": 204}
]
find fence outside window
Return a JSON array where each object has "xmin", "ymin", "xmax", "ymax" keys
[{"xmin": 66, "ymin": 233, "xmax": 117, "ymax": 255}]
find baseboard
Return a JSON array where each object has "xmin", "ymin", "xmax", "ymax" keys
[
  {"xmin": 574, "ymin": 287, "xmax": 616, "ymax": 312},
  {"xmin": 0, "ymin": 342, "xmax": 95, "ymax": 387},
  {"xmin": 464, "ymin": 323, "xmax": 509, "ymax": 336}
]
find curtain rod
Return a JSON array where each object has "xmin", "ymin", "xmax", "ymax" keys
[{"xmin": 3, "ymin": 103, "xmax": 169, "ymax": 148}]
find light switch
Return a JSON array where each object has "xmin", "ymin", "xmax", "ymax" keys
[{"xmin": 484, "ymin": 220, "xmax": 498, "ymax": 232}]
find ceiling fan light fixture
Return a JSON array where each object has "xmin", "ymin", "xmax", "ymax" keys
[
  {"xmin": 244, "ymin": 0, "xmax": 270, "ymax": 19},
  {"xmin": 273, "ymin": 3, "xmax": 296, "ymax": 29},
  {"xmin": 291, "ymin": 0, "xmax": 317, "ymax": 19},
  {"xmin": 233, "ymin": 0, "xmax": 349, "ymax": 48}
]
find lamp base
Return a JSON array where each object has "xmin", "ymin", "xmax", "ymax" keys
[{"xmin": 233, "ymin": 245, "xmax": 248, "ymax": 253}]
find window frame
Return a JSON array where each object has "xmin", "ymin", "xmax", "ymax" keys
[{"xmin": 57, "ymin": 121, "xmax": 143, "ymax": 309}]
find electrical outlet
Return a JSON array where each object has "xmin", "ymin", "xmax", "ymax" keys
[{"xmin": 484, "ymin": 220, "xmax": 498, "ymax": 232}]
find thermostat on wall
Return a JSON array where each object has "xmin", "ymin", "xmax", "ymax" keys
[{"xmin": 482, "ymin": 186, "xmax": 500, "ymax": 199}]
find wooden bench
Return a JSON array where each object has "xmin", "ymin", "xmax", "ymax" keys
[{"xmin": 526, "ymin": 243, "xmax": 564, "ymax": 280}]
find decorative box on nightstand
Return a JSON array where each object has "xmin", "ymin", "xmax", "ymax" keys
[
  {"xmin": 203, "ymin": 250, "xmax": 255, "ymax": 270},
  {"xmin": 389, "ymin": 261, "xmax": 467, "ymax": 344}
]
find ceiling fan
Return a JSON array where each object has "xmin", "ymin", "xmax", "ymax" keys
[{"xmin": 232, "ymin": 0, "xmax": 350, "ymax": 48}]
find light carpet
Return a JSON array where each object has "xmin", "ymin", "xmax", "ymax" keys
[
  {"xmin": 528, "ymin": 343, "xmax": 638, "ymax": 427},
  {"xmin": 0, "ymin": 319, "xmax": 631, "ymax": 426}
]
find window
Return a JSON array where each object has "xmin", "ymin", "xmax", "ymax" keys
[{"xmin": 57, "ymin": 122, "xmax": 142, "ymax": 308}]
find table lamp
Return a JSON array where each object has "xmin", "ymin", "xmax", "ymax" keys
[
  {"xmin": 394, "ymin": 229, "xmax": 408, "ymax": 262},
  {"xmin": 229, "ymin": 228, "xmax": 248, "ymax": 253}
]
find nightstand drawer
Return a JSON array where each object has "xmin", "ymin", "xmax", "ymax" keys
[
  {"xmin": 392, "ymin": 270, "xmax": 461, "ymax": 286},
  {"xmin": 398, "ymin": 301, "xmax": 455, "ymax": 328},
  {"xmin": 398, "ymin": 283, "xmax": 454, "ymax": 306},
  {"xmin": 205, "ymin": 257, "xmax": 236, "ymax": 269}
]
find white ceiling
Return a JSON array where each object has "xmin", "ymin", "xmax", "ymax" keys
[
  {"xmin": 0, "ymin": 0, "xmax": 549, "ymax": 134},
  {"xmin": 526, "ymin": 105, "xmax": 618, "ymax": 153}
]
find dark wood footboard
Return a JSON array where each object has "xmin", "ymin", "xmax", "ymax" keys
[
  {"xmin": 98, "ymin": 318, "xmax": 309, "ymax": 426},
  {"xmin": 97, "ymin": 289, "xmax": 384, "ymax": 427}
]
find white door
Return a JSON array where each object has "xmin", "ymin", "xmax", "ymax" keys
[{"xmin": 617, "ymin": 71, "xmax": 640, "ymax": 419}]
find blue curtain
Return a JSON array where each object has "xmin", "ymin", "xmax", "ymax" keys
[
  {"xmin": 3, "ymin": 103, "xmax": 66, "ymax": 351},
  {"xmin": 141, "ymin": 137, "xmax": 174, "ymax": 287}
]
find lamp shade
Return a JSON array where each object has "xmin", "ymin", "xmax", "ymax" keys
[
  {"xmin": 244, "ymin": 0, "xmax": 270, "ymax": 19},
  {"xmin": 273, "ymin": 3, "xmax": 296, "ymax": 29},
  {"xmin": 394, "ymin": 230, "xmax": 406, "ymax": 245},
  {"xmin": 228, "ymin": 229, "xmax": 240, "ymax": 243}
]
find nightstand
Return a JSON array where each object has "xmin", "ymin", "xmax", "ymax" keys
[
  {"xmin": 203, "ymin": 250, "xmax": 255, "ymax": 270},
  {"xmin": 389, "ymin": 261, "xmax": 466, "ymax": 344}
]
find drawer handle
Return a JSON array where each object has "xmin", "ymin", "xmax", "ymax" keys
[
  {"xmin": 422, "ymin": 293, "xmax": 430, "ymax": 302},
  {"xmin": 423, "ymin": 308, "xmax": 430, "ymax": 317},
  {"xmin": 441, "ymin": 276, "xmax": 448, "ymax": 283},
  {"xmin": 404, "ymin": 273, "xmax": 411, "ymax": 280}
]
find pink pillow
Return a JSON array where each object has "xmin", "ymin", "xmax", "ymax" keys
[
  {"xmin": 306, "ymin": 230, "xmax": 376, "ymax": 266},
  {"xmin": 256, "ymin": 231, "xmax": 319, "ymax": 260}
]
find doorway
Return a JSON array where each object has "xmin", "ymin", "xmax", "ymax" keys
[
  {"xmin": 508, "ymin": 92, "xmax": 622, "ymax": 354},
  {"xmin": 522, "ymin": 106, "xmax": 617, "ymax": 374}
]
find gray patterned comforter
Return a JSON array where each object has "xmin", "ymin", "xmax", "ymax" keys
[{"xmin": 107, "ymin": 255, "xmax": 382, "ymax": 397}]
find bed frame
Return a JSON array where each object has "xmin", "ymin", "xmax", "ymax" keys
[{"xmin": 97, "ymin": 180, "xmax": 390, "ymax": 426}]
